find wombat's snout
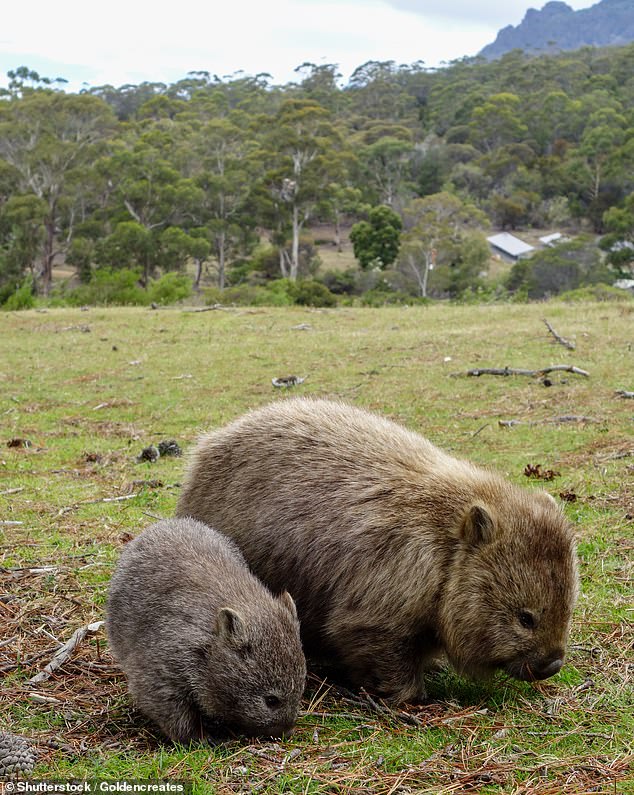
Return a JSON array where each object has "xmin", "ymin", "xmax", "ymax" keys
[
  {"xmin": 511, "ymin": 654, "xmax": 564, "ymax": 681},
  {"xmin": 264, "ymin": 722, "xmax": 295, "ymax": 739},
  {"xmin": 505, "ymin": 651, "xmax": 565, "ymax": 682},
  {"xmin": 532, "ymin": 657, "xmax": 564, "ymax": 680}
]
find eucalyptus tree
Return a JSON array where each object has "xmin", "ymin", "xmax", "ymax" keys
[
  {"xmin": 257, "ymin": 99, "xmax": 348, "ymax": 280},
  {"xmin": 182, "ymin": 111, "xmax": 259, "ymax": 289},
  {"xmin": 95, "ymin": 124, "xmax": 205, "ymax": 283},
  {"xmin": 292, "ymin": 62, "xmax": 347, "ymax": 114},
  {"xmin": 359, "ymin": 136, "xmax": 416, "ymax": 209},
  {"xmin": 397, "ymin": 192, "xmax": 489, "ymax": 297},
  {"xmin": 469, "ymin": 93, "xmax": 528, "ymax": 154},
  {"xmin": 0, "ymin": 195, "xmax": 47, "ymax": 297},
  {"xmin": 0, "ymin": 89, "xmax": 116, "ymax": 293}
]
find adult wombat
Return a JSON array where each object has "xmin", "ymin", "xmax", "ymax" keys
[
  {"xmin": 106, "ymin": 517, "xmax": 306, "ymax": 742},
  {"xmin": 176, "ymin": 398, "xmax": 579, "ymax": 703}
]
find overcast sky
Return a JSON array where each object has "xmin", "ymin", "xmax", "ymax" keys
[{"xmin": 0, "ymin": 0, "xmax": 598, "ymax": 92}]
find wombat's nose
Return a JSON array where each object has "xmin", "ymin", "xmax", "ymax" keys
[
  {"xmin": 266, "ymin": 723, "xmax": 295, "ymax": 739},
  {"xmin": 535, "ymin": 657, "xmax": 564, "ymax": 679}
]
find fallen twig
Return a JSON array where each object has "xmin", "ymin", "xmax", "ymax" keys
[
  {"xmin": 550, "ymin": 415, "xmax": 598, "ymax": 423},
  {"xmin": 28, "ymin": 621, "xmax": 104, "ymax": 685},
  {"xmin": 464, "ymin": 364, "xmax": 589, "ymax": 378},
  {"xmin": 543, "ymin": 318, "xmax": 576, "ymax": 350},
  {"xmin": 499, "ymin": 415, "xmax": 599, "ymax": 428},
  {"xmin": 57, "ymin": 493, "xmax": 139, "ymax": 516},
  {"xmin": 351, "ymin": 689, "xmax": 423, "ymax": 727},
  {"xmin": 29, "ymin": 693, "xmax": 63, "ymax": 704},
  {"xmin": 272, "ymin": 375, "xmax": 307, "ymax": 388},
  {"xmin": 615, "ymin": 389, "xmax": 634, "ymax": 399},
  {"xmin": 185, "ymin": 304, "xmax": 229, "ymax": 312}
]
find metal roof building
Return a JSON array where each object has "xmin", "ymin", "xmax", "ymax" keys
[
  {"xmin": 487, "ymin": 232, "xmax": 535, "ymax": 261},
  {"xmin": 539, "ymin": 233, "xmax": 563, "ymax": 246}
]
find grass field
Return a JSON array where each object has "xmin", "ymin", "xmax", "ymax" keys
[{"xmin": 1, "ymin": 301, "xmax": 632, "ymax": 793}]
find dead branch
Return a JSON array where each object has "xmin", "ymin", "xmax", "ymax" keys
[
  {"xmin": 465, "ymin": 364, "xmax": 589, "ymax": 378},
  {"xmin": 185, "ymin": 304, "xmax": 227, "ymax": 312},
  {"xmin": 349, "ymin": 689, "xmax": 424, "ymax": 727},
  {"xmin": 550, "ymin": 415, "xmax": 598, "ymax": 423},
  {"xmin": 29, "ymin": 692, "xmax": 63, "ymax": 704},
  {"xmin": 499, "ymin": 415, "xmax": 599, "ymax": 428},
  {"xmin": 28, "ymin": 621, "xmax": 104, "ymax": 685},
  {"xmin": 272, "ymin": 375, "xmax": 307, "ymax": 388},
  {"xmin": 57, "ymin": 493, "xmax": 139, "ymax": 516},
  {"xmin": 543, "ymin": 318, "xmax": 576, "ymax": 350},
  {"xmin": 615, "ymin": 389, "xmax": 634, "ymax": 399}
]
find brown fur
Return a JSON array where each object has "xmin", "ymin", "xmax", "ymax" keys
[
  {"xmin": 106, "ymin": 517, "xmax": 306, "ymax": 742},
  {"xmin": 176, "ymin": 399, "xmax": 579, "ymax": 703}
]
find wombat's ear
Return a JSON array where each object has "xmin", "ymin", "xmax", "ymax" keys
[
  {"xmin": 460, "ymin": 503, "xmax": 496, "ymax": 547},
  {"xmin": 279, "ymin": 591, "xmax": 298, "ymax": 619},
  {"xmin": 216, "ymin": 607, "xmax": 247, "ymax": 645}
]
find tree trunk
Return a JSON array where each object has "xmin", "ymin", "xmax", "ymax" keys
[
  {"xmin": 290, "ymin": 204, "xmax": 300, "ymax": 281},
  {"xmin": 217, "ymin": 229, "xmax": 226, "ymax": 290},
  {"xmin": 334, "ymin": 210, "xmax": 342, "ymax": 252},
  {"xmin": 40, "ymin": 215, "xmax": 56, "ymax": 295},
  {"xmin": 422, "ymin": 252, "xmax": 432, "ymax": 298},
  {"xmin": 279, "ymin": 248, "xmax": 289, "ymax": 278},
  {"xmin": 407, "ymin": 253, "xmax": 426, "ymax": 298},
  {"xmin": 193, "ymin": 258, "xmax": 203, "ymax": 291}
]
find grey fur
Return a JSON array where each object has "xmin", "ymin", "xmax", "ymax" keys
[
  {"xmin": 176, "ymin": 398, "xmax": 579, "ymax": 703},
  {"xmin": 106, "ymin": 517, "xmax": 306, "ymax": 743}
]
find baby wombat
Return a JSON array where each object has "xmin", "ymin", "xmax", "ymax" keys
[
  {"xmin": 176, "ymin": 398, "xmax": 579, "ymax": 703},
  {"xmin": 106, "ymin": 517, "xmax": 306, "ymax": 743}
]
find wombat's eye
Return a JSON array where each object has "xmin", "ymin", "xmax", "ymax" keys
[
  {"xmin": 518, "ymin": 610, "xmax": 536, "ymax": 629},
  {"xmin": 264, "ymin": 695, "xmax": 282, "ymax": 709}
]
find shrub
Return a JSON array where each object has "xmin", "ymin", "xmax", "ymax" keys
[
  {"xmin": 204, "ymin": 278, "xmax": 337, "ymax": 307},
  {"xmin": 350, "ymin": 205, "xmax": 402, "ymax": 270},
  {"xmin": 66, "ymin": 268, "xmax": 149, "ymax": 306},
  {"xmin": 558, "ymin": 283, "xmax": 634, "ymax": 302},
  {"xmin": 454, "ymin": 285, "xmax": 510, "ymax": 305},
  {"xmin": 2, "ymin": 278, "xmax": 36, "ymax": 311},
  {"xmin": 507, "ymin": 237, "xmax": 610, "ymax": 299},
  {"xmin": 319, "ymin": 269, "xmax": 358, "ymax": 295},
  {"xmin": 204, "ymin": 283, "xmax": 293, "ymax": 307},
  {"xmin": 66, "ymin": 237, "xmax": 95, "ymax": 283},
  {"xmin": 360, "ymin": 289, "xmax": 417, "ymax": 307},
  {"xmin": 147, "ymin": 272, "xmax": 193, "ymax": 305},
  {"xmin": 289, "ymin": 280, "xmax": 337, "ymax": 307}
]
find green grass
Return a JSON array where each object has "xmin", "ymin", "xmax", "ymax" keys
[{"xmin": 1, "ymin": 302, "xmax": 633, "ymax": 793}]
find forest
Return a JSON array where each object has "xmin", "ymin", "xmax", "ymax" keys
[{"xmin": 1, "ymin": 43, "xmax": 634, "ymax": 308}]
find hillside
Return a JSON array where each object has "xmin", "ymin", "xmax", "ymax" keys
[
  {"xmin": 2, "ymin": 42, "xmax": 634, "ymax": 305},
  {"xmin": 479, "ymin": 0, "xmax": 634, "ymax": 60}
]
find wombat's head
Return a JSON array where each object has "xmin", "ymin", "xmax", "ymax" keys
[
  {"xmin": 198, "ymin": 591, "xmax": 306, "ymax": 738},
  {"xmin": 440, "ymin": 490, "xmax": 579, "ymax": 684}
]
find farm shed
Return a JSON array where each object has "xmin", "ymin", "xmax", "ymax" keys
[
  {"xmin": 487, "ymin": 232, "xmax": 535, "ymax": 262},
  {"xmin": 539, "ymin": 232, "xmax": 563, "ymax": 246}
]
